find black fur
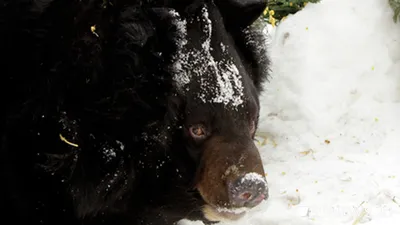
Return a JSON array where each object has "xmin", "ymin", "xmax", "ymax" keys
[{"xmin": 0, "ymin": 0, "xmax": 270, "ymax": 225}]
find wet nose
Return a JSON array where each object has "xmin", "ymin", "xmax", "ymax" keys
[{"xmin": 228, "ymin": 173, "xmax": 269, "ymax": 208}]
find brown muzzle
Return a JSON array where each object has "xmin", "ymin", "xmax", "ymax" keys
[{"xmin": 195, "ymin": 136, "xmax": 268, "ymax": 222}]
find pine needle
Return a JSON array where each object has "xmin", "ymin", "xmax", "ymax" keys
[
  {"xmin": 59, "ymin": 134, "xmax": 79, "ymax": 147},
  {"xmin": 389, "ymin": 0, "xmax": 400, "ymax": 22},
  {"xmin": 263, "ymin": 0, "xmax": 322, "ymax": 26},
  {"xmin": 352, "ymin": 208, "xmax": 367, "ymax": 225}
]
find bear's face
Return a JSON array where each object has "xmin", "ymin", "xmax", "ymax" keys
[
  {"xmin": 165, "ymin": 0, "xmax": 269, "ymax": 222},
  {"xmin": 0, "ymin": 0, "xmax": 270, "ymax": 224}
]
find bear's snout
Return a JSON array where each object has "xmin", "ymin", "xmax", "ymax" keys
[{"xmin": 195, "ymin": 136, "xmax": 267, "ymax": 222}]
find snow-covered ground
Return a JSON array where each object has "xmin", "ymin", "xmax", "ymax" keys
[{"xmin": 181, "ymin": 0, "xmax": 400, "ymax": 224}]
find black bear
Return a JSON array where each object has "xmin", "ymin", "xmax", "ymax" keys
[{"xmin": 0, "ymin": 0, "xmax": 271, "ymax": 225}]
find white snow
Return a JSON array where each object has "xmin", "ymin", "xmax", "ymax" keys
[
  {"xmin": 180, "ymin": 0, "xmax": 400, "ymax": 224},
  {"xmin": 216, "ymin": 206, "xmax": 249, "ymax": 215},
  {"xmin": 103, "ymin": 147, "xmax": 116, "ymax": 162},
  {"xmin": 102, "ymin": 140, "xmax": 124, "ymax": 162},
  {"xmin": 169, "ymin": 9, "xmax": 190, "ymax": 89},
  {"xmin": 240, "ymin": 172, "xmax": 267, "ymax": 186}
]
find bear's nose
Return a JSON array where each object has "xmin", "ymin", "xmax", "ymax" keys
[{"xmin": 227, "ymin": 173, "xmax": 268, "ymax": 208}]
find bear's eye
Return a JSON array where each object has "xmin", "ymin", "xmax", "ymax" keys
[{"xmin": 189, "ymin": 124, "xmax": 207, "ymax": 139}]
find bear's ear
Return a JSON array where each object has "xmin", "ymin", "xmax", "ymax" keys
[
  {"xmin": 146, "ymin": 7, "xmax": 186, "ymax": 56},
  {"xmin": 216, "ymin": 0, "xmax": 267, "ymax": 29}
]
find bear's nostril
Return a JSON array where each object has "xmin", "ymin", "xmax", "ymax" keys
[
  {"xmin": 239, "ymin": 191, "xmax": 253, "ymax": 200},
  {"xmin": 241, "ymin": 192, "xmax": 252, "ymax": 200}
]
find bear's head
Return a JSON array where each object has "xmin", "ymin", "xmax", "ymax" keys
[
  {"xmin": 0, "ymin": 0, "xmax": 270, "ymax": 224},
  {"xmin": 150, "ymin": 0, "xmax": 270, "ymax": 223}
]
